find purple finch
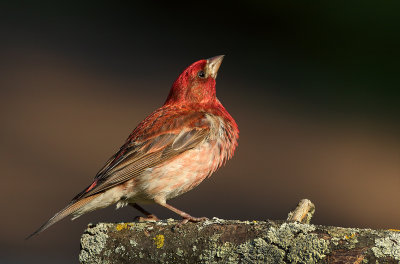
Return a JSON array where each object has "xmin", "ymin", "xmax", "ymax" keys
[{"xmin": 28, "ymin": 55, "xmax": 239, "ymax": 238}]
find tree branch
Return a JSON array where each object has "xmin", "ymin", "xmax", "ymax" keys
[{"xmin": 79, "ymin": 200, "xmax": 400, "ymax": 263}]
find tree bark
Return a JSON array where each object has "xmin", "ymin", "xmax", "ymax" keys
[{"xmin": 79, "ymin": 218, "xmax": 400, "ymax": 263}]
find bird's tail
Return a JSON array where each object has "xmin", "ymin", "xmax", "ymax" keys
[{"xmin": 26, "ymin": 193, "xmax": 100, "ymax": 239}]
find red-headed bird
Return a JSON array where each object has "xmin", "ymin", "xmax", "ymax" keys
[{"xmin": 28, "ymin": 55, "xmax": 239, "ymax": 238}]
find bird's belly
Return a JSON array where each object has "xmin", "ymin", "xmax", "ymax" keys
[{"xmin": 131, "ymin": 141, "xmax": 222, "ymax": 202}]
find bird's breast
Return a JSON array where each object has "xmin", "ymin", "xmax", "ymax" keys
[{"xmin": 131, "ymin": 114, "xmax": 237, "ymax": 202}]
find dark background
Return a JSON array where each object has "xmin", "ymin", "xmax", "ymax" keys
[{"xmin": 1, "ymin": 1, "xmax": 400, "ymax": 263}]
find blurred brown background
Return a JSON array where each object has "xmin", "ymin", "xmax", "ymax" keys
[{"xmin": 1, "ymin": 1, "xmax": 400, "ymax": 263}]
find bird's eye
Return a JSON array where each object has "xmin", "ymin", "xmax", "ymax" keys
[{"xmin": 197, "ymin": 70, "xmax": 206, "ymax": 78}]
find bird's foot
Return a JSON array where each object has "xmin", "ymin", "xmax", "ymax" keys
[
  {"xmin": 176, "ymin": 216, "xmax": 208, "ymax": 227},
  {"xmin": 172, "ymin": 216, "xmax": 207, "ymax": 230},
  {"xmin": 134, "ymin": 214, "xmax": 159, "ymax": 222},
  {"xmin": 184, "ymin": 216, "xmax": 208, "ymax": 223}
]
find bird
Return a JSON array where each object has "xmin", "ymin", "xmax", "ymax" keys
[{"xmin": 27, "ymin": 55, "xmax": 239, "ymax": 238}]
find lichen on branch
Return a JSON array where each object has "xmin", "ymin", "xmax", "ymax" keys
[{"xmin": 79, "ymin": 218, "xmax": 400, "ymax": 264}]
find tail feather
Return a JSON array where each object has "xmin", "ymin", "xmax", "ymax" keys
[{"xmin": 26, "ymin": 194, "xmax": 100, "ymax": 239}]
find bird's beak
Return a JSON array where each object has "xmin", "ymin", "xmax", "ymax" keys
[{"xmin": 206, "ymin": 55, "xmax": 224, "ymax": 79}]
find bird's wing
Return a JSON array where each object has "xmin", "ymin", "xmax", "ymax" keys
[
  {"xmin": 26, "ymin": 108, "xmax": 212, "ymax": 239},
  {"xmin": 73, "ymin": 109, "xmax": 211, "ymax": 201}
]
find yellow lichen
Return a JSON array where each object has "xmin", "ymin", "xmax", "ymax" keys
[
  {"xmin": 154, "ymin": 234, "xmax": 165, "ymax": 248},
  {"xmin": 388, "ymin": 229, "xmax": 400, "ymax": 232},
  {"xmin": 344, "ymin": 233, "xmax": 356, "ymax": 239},
  {"xmin": 116, "ymin": 223, "xmax": 132, "ymax": 231}
]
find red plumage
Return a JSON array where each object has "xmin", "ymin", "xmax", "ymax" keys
[{"xmin": 28, "ymin": 55, "xmax": 239, "ymax": 238}]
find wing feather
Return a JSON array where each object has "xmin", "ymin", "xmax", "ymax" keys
[{"xmin": 73, "ymin": 110, "xmax": 210, "ymax": 201}]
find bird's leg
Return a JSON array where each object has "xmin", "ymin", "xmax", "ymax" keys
[
  {"xmin": 130, "ymin": 203, "xmax": 159, "ymax": 221},
  {"xmin": 155, "ymin": 200, "xmax": 208, "ymax": 223}
]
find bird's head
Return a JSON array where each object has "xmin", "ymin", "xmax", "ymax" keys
[{"xmin": 165, "ymin": 55, "xmax": 224, "ymax": 105}]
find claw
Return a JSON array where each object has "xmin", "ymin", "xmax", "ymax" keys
[
  {"xmin": 186, "ymin": 216, "xmax": 208, "ymax": 222},
  {"xmin": 173, "ymin": 216, "xmax": 208, "ymax": 229},
  {"xmin": 134, "ymin": 214, "xmax": 159, "ymax": 222}
]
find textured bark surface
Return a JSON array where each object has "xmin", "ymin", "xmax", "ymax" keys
[{"xmin": 79, "ymin": 218, "xmax": 400, "ymax": 263}]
